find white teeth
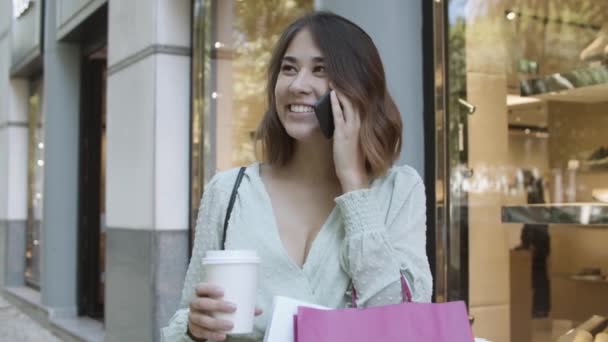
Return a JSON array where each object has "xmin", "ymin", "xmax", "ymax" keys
[{"xmin": 290, "ymin": 105, "xmax": 313, "ymax": 113}]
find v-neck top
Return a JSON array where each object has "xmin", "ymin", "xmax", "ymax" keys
[{"xmin": 162, "ymin": 162, "xmax": 433, "ymax": 342}]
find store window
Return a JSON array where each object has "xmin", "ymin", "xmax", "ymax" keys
[
  {"xmin": 435, "ymin": 0, "xmax": 608, "ymax": 341},
  {"xmin": 190, "ymin": 0, "xmax": 313, "ymax": 236},
  {"xmin": 25, "ymin": 77, "xmax": 44, "ymax": 288}
]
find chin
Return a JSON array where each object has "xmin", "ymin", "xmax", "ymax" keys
[{"xmin": 283, "ymin": 124, "xmax": 323, "ymax": 141}]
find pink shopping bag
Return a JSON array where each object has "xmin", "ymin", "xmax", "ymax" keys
[{"xmin": 294, "ymin": 276, "xmax": 474, "ymax": 342}]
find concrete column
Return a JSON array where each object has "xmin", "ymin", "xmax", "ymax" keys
[
  {"xmin": 316, "ymin": 0, "xmax": 425, "ymax": 176},
  {"xmin": 105, "ymin": 0, "xmax": 191, "ymax": 340},
  {"xmin": 0, "ymin": 55, "xmax": 29, "ymax": 288},
  {"xmin": 40, "ymin": 0, "xmax": 81, "ymax": 317}
]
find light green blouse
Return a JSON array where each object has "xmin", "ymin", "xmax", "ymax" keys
[{"xmin": 162, "ymin": 162, "xmax": 432, "ymax": 341}]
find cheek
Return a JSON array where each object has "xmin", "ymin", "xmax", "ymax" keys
[
  {"xmin": 319, "ymin": 79, "xmax": 330, "ymax": 90},
  {"xmin": 315, "ymin": 80, "xmax": 331, "ymax": 96},
  {"xmin": 274, "ymin": 76, "xmax": 289, "ymax": 94},
  {"xmin": 274, "ymin": 82, "xmax": 286, "ymax": 108}
]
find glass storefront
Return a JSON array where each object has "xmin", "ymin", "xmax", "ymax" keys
[
  {"xmin": 190, "ymin": 0, "xmax": 313, "ymax": 234},
  {"xmin": 436, "ymin": 0, "xmax": 608, "ymax": 341},
  {"xmin": 25, "ymin": 77, "xmax": 44, "ymax": 288}
]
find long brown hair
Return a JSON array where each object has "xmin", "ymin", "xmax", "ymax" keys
[{"xmin": 256, "ymin": 11, "xmax": 402, "ymax": 177}]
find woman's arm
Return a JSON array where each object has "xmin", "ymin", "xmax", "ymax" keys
[
  {"xmin": 162, "ymin": 178, "xmax": 226, "ymax": 341},
  {"xmin": 337, "ymin": 172, "xmax": 433, "ymax": 306}
]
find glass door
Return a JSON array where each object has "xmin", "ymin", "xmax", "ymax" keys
[
  {"xmin": 437, "ymin": 0, "xmax": 608, "ymax": 341},
  {"xmin": 77, "ymin": 47, "xmax": 107, "ymax": 319},
  {"xmin": 190, "ymin": 0, "xmax": 314, "ymax": 239},
  {"xmin": 25, "ymin": 77, "xmax": 44, "ymax": 289}
]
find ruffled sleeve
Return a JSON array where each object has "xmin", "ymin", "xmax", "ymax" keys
[{"xmin": 337, "ymin": 166, "xmax": 433, "ymax": 306}]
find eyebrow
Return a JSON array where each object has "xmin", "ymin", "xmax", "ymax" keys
[{"xmin": 282, "ymin": 55, "xmax": 325, "ymax": 63}]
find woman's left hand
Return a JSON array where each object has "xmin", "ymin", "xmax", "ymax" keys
[{"xmin": 330, "ymin": 90, "xmax": 370, "ymax": 193}]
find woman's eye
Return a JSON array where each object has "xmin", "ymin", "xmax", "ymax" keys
[
  {"xmin": 314, "ymin": 65, "xmax": 326, "ymax": 73},
  {"xmin": 281, "ymin": 65, "xmax": 297, "ymax": 74}
]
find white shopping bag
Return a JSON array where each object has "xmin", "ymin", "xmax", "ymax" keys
[{"xmin": 263, "ymin": 296, "xmax": 329, "ymax": 342}]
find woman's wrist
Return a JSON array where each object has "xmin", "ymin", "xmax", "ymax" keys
[
  {"xmin": 339, "ymin": 173, "xmax": 369, "ymax": 193},
  {"xmin": 341, "ymin": 181, "xmax": 367, "ymax": 193},
  {"xmin": 337, "ymin": 169, "xmax": 369, "ymax": 193}
]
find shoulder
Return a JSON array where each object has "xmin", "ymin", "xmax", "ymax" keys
[
  {"xmin": 374, "ymin": 164, "xmax": 424, "ymax": 196},
  {"xmin": 205, "ymin": 164, "xmax": 254, "ymax": 196},
  {"xmin": 372, "ymin": 164, "xmax": 425, "ymax": 217}
]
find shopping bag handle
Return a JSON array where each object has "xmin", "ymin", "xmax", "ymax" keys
[{"xmin": 350, "ymin": 270, "xmax": 412, "ymax": 308}]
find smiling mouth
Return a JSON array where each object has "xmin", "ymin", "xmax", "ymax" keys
[{"xmin": 289, "ymin": 104, "xmax": 314, "ymax": 113}]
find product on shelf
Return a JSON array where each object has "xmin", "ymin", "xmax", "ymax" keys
[
  {"xmin": 595, "ymin": 332, "xmax": 608, "ymax": 342},
  {"xmin": 559, "ymin": 316, "xmax": 608, "ymax": 342}
]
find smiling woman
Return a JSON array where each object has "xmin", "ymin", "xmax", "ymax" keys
[
  {"xmin": 165, "ymin": 10, "xmax": 432, "ymax": 342},
  {"xmin": 258, "ymin": 13, "xmax": 403, "ymax": 178}
]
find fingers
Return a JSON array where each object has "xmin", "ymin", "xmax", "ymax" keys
[
  {"xmin": 333, "ymin": 90, "xmax": 358, "ymax": 125},
  {"xmin": 188, "ymin": 283, "xmax": 236, "ymax": 340},
  {"xmin": 331, "ymin": 90, "xmax": 360, "ymax": 136},
  {"xmin": 195, "ymin": 283, "xmax": 224, "ymax": 298},
  {"xmin": 330, "ymin": 90, "xmax": 345, "ymax": 130},
  {"xmin": 188, "ymin": 293, "xmax": 235, "ymax": 340},
  {"xmin": 189, "ymin": 312, "xmax": 234, "ymax": 331},
  {"xmin": 188, "ymin": 318, "xmax": 228, "ymax": 341},
  {"xmin": 190, "ymin": 297, "xmax": 236, "ymax": 314},
  {"xmin": 188, "ymin": 309, "xmax": 234, "ymax": 341},
  {"xmin": 189, "ymin": 283, "xmax": 262, "ymax": 341}
]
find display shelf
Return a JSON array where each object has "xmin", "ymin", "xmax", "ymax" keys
[
  {"xmin": 520, "ymin": 64, "xmax": 608, "ymax": 98},
  {"xmin": 501, "ymin": 203, "xmax": 608, "ymax": 225},
  {"xmin": 554, "ymin": 273, "xmax": 608, "ymax": 284}
]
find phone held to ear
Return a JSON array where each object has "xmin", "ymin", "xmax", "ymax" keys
[{"xmin": 314, "ymin": 91, "xmax": 334, "ymax": 139}]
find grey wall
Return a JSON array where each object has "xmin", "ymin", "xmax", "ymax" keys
[
  {"xmin": 105, "ymin": 229, "xmax": 188, "ymax": 342},
  {"xmin": 316, "ymin": 0, "xmax": 425, "ymax": 176},
  {"xmin": 40, "ymin": 0, "xmax": 81, "ymax": 316},
  {"xmin": 0, "ymin": 5, "xmax": 12, "ymax": 225},
  {"xmin": 10, "ymin": 0, "xmax": 43, "ymax": 74},
  {"xmin": 56, "ymin": 0, "xmax": 107, "ymax": 39},
  {"xmin": 0, "ymin": 0, "xmax": 11, "ymax": 34},
  {"xmin": 0, "ymin": 221, "xmax": 27, "ymax": 287}
]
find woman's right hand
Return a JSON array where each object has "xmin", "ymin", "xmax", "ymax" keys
[{"xmin": 187, "ymin": 283, "xmax": 236, "ymax": 341}]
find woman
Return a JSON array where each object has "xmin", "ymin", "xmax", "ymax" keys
[{"xmin": 163, "ymin": 11, "xmax": 432, "ymax": 342}]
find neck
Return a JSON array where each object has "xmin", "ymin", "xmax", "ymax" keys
[{"xmin": 279, "ymin": 138, "xmax": 338, "ymax": 184}]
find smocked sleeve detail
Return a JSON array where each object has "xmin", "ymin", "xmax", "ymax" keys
[{"xmin": 337, "ymin": 167, "xmax": 433, "ymax": 307}]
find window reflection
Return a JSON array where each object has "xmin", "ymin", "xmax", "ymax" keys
[
  {"xmin": 444, "ymin": 0, "xmax": 608, "ymax": 340},
  {"xmin": 191, "ymin": 0, "xmax": 313, "ymax": 236},
  {"xmin": 25, "ymin": 78, "xmax": 44, "ymax": 288}
]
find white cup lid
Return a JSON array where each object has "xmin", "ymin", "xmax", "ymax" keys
[{"xmin": 202, "ymin": 250, "xmax": 260, "ymax": 264}]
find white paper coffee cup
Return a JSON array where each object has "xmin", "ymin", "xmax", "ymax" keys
[{"xmin": 202, "ymin": 250, "xmax": 260, "ymax": 335}]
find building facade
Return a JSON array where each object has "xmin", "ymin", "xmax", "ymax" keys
[{"xmin": 2, "ymin": 0, "xmax": 608, "ymax": 342}]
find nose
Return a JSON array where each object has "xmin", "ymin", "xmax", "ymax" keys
[{"xmin": 288, "ymin": 70, "xmax": 313, "ymax": 94}]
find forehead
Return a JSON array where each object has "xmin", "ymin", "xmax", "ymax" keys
[{"xmin": 283, "ymin": 28, "xmax": 324, "ymax": 61}]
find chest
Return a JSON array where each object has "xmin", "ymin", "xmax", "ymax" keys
[{"xmin": 264, "ymin": 180, "xmax": 340, "ymax": 266}]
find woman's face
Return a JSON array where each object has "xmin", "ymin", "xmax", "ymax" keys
[{"xmin": 274, "ymin": 28, "xmax": 330, "ymax": 141}]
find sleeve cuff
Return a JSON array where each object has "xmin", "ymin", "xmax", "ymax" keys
[{"xmin": 335, "ymin": 189, "xmax": 384, "ymax": 235}]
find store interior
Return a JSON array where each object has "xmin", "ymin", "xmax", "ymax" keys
[{"xmin": 460, "ymin": 0, "xmax": 608, "ymax": 341}]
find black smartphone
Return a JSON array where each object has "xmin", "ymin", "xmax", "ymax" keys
[{"xmin": 314, "ymin": 91, "xmax": 334, "ymax": 138}]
